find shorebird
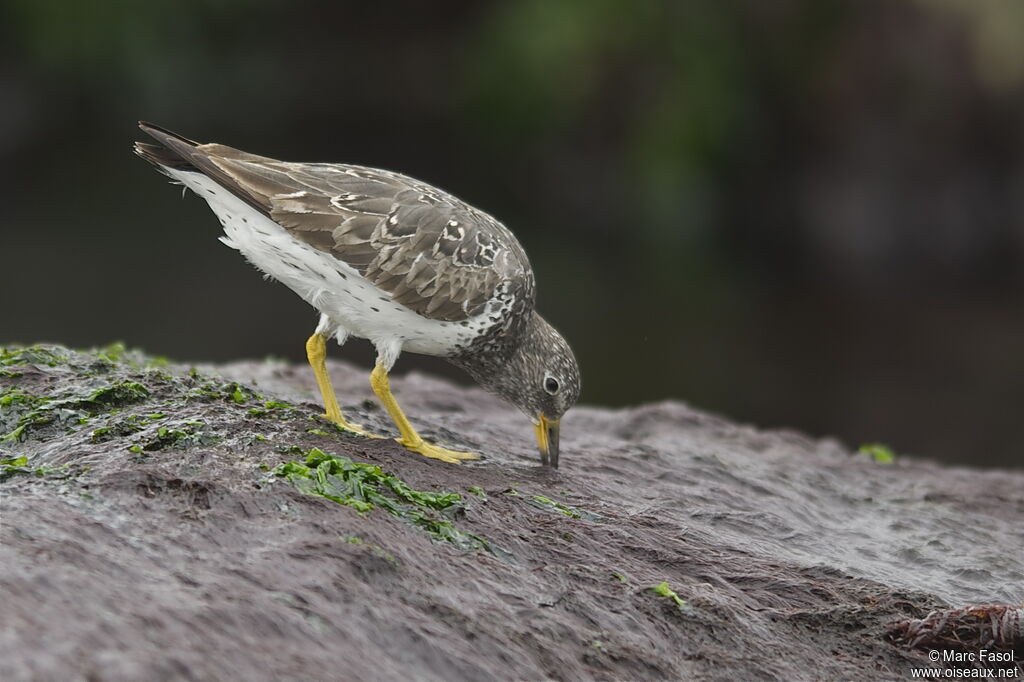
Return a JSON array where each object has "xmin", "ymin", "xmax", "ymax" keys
[{"xmin": 134, "ymin": 123, "xmax": 579, "ymax": 466}]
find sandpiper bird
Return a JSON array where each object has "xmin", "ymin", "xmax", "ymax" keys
[{"xmin": 134, "ymin": 123, "xmax": 579, "ymax": 466}]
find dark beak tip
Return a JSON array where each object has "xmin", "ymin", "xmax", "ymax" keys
[
  {"xmin": 535, "ymin": 415, "xmax": 561, "ymax": 468},
  {"xmin": 547, "ymin": 423, "xmax": 560, "ymax": 469}
]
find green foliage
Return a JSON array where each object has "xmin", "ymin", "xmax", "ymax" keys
[{"xmin": 274, "ymin": 448, "xmax": 488, "ymax": 551}]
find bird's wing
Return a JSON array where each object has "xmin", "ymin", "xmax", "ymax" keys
[{"xmin": 195, "ymin": 144, "xmax": 535, "ymax": 322}]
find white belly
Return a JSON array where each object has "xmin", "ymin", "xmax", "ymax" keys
[{"xmin": 167, "ymin": 169, "xmax": 483, "ymax": 357}]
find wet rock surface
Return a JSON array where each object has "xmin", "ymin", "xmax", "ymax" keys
[{"xmin": 1, "ymin": 344, "xmax": 1022, "ymax": 681}]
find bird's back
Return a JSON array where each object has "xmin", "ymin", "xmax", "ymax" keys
[{"xmin": 136, "ymin": 123, "xmax": 536, "ymax": 326}]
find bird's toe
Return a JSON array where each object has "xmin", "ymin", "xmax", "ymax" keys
[{"xmin": 397, "ymin": 438, "xmax": 480, "ymax": 464}]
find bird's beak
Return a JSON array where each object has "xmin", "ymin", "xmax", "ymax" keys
[{"xmin": 533, "ymin": 414, "xmax": 561, "ymax": 468}]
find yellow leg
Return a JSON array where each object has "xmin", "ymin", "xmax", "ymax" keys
[
  {"xmin": 369, "ymin": 364, "xmax": 479, "ymax": 463},
  {"xmin": 305, "ymin": 333, "xmax": 375, "ymax": 437}
]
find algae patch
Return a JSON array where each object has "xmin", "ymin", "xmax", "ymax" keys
[
  {"xmin": 0, "ymin": 456, "xmax": 70, "ymax": 483},
  {"xmin": 274, "ymin": 448, "xmax": 489, "ymax": 551},
  {"xmin": 1, "ymin": 345, "xmax": 65, "ymax": 368},
  {"xmin": 140, "ymin": 420, "xmax": 217, "ymax": 451},
  {"xmin": 342, "ymin": 535, "xmax": 398, "ymax": 566},
  {"xmin": 90, "ymin": 412, "xmax": 166, "ymax": 443},
  {"xmin": 1, "ymin": 381, "xmax": 151, "ymax": 443},
  {"xmin": 521, "ymin": 493, "xmax": 603, "ymax": 521},
  {"xmin": 530, "ymin": 495, "xmax": 583, "ymax": 518},
  {"xmin": 72, "ymin": 381, "xmax": 150, "ymax": 409},
  {"xmin": 651, "ymin": 581, "xmax": 687, "ymax": 609},
  {"xmin": 247, "ymin": 400, "xmax": 299, "ymax": 420},
  {"xmin": 859, "ymin": 443, "xmax": 896, "ymax": 464}
]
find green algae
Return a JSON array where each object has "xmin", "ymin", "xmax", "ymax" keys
[
  {"xmin": 0, "ymin": 455, "xmax": 71, "ymax": 483},
  {"xmin": 101, "ymin": 415, "xmax": 217, "ymax": 453},
  {"xmin": 247, "ymin": 400, "xmax": 298, "ymax": 420},
  {"xmin": 0, "ymin": 391, "xmax": 56, "ymax": 442},
  {"xmin": 187, "ymin": 378, "xmax": 263, "ymax": 405},
  {"xmin": 0, "ymin": 342, "xmax": 165, "ymax": 373},
  {"xmin": 859, "ymin": 443, "xmax": 896, "ymax": 464},
  {"xmin": 274, "ymin": 447, "xmax": 489, "ymax": 551},
  {"xmin": 74, "ymin": 381, "xmax": 150, "ymax": 409},
  {"xmin": 0, "ymin": 345, "xmax": 65, "ymax": 368},
  {"xmin": 0, "ymin": 392, "xmax": 40, "ymax": 409},
  {"xmin": 468, "ymin": 486, "xmax": 486, "ymax": 499},
  {"xmin": 0, "ymin": 455, "xmax": 30, "ymax": 480},
  {"xmin": 140, "ymin": 420, "xmax": 216, "ymax": 451},
  {"xmin": 1, "ymin": 381, "xmax": 150, "ymax": 442},
  {"xmin": 96, "ymin": 342, "xmax": 127, "ymax": 365},
  {"xmin": 0, "ymin": 345, "xmax": 230, "ymax": 452},
  {"xmin": 91, "ymin": 413, "xmax": 155, "ymax": 442},
  {"xmin": 217, "ymin": 381, "xmax": 259, "ymax": 405},
  {"xmin": 342, "ymin": 535, "xmax": 398, "ymax": 565},
  {"xmin": 515, "ymin": 492, "xmax": 602, "ymax": 521},
  {"xmin": 95, "ymin": 342, "xmax": 166, "ymax": 369},
  {"xmin": 530, "ymin": 494, "xmax": 584, "ymax": 518},
  {"xmin": 651, "ymin": 581, "xmax": 687, "ymax": 609}
]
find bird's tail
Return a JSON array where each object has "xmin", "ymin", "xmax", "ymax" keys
[{"xmin": 133, "ymin": 121, "xmax": 201, "ymax": 171}]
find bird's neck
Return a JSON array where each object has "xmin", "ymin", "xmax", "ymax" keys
[{"xmin": 448, "ymin": 311, "xmax": 542, "ymax": 394}]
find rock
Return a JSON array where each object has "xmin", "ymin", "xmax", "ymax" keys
[{"xmin": 1, "ymin": 343, "xmax": 1021, "ymax": 681}]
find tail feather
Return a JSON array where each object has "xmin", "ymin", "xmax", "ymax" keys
[
  {"xmin": 133, "ymin": 121, "xmax": 271, "ymax": 218},
  {"xmin": 134, "ymin": 121, "xmax": 202, "ymax": 172},
  {"xmin": 133, "ymin": 141, "xmax": 195, "ymax": 171}
]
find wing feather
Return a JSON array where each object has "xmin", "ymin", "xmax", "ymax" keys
[{"xmin": 147, "ymin": 136, "xmax": 536, "ymax": 323}]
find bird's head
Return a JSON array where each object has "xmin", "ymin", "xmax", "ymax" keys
[{"xmin": 466, "ymin": 314, "xmax": 580, "ymax": 467}]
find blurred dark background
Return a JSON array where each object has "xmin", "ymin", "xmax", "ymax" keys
[{"xmin": 3, "ymin": 0, "xmax": 1023, "ymax": 468}]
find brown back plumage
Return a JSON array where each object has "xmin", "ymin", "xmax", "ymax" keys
[{"xmin": 135, "ymin": 122, "xmax": 535, "ymax": 322}]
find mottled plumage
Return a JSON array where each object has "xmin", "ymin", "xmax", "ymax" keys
[{"xmin": 135, "ymin": 122, "xmax": 579, "ymax": 466}]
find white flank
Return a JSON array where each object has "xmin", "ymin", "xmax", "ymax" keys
[{"xmin": 166, "ymin": 168, "xmax": 496, "ymax": 364}]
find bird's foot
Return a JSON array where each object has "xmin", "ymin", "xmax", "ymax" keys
[
  {"xmin": 323, "ymin": 413, "xmax": 383, "ymax": 438},
  {"xmin": 396, "ymin": 437, "xmax": 480, "ymax": 464}
]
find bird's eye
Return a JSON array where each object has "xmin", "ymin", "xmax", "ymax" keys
[{"xmin": 544, "ymin": 376, "xmax": 560, "ymax": 394}]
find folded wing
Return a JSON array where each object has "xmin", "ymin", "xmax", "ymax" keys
[{"xmin": 189, "ymin": 142, "xmax": 534, "ymax": 322}]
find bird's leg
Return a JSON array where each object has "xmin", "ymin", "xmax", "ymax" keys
[
  {"xmin": 369, "ymin": 364, "xmax": 479, "ymax": 463},
  {"xmin": 305, "ymin": 332, "xmax": 375, "ymax": 436}
]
